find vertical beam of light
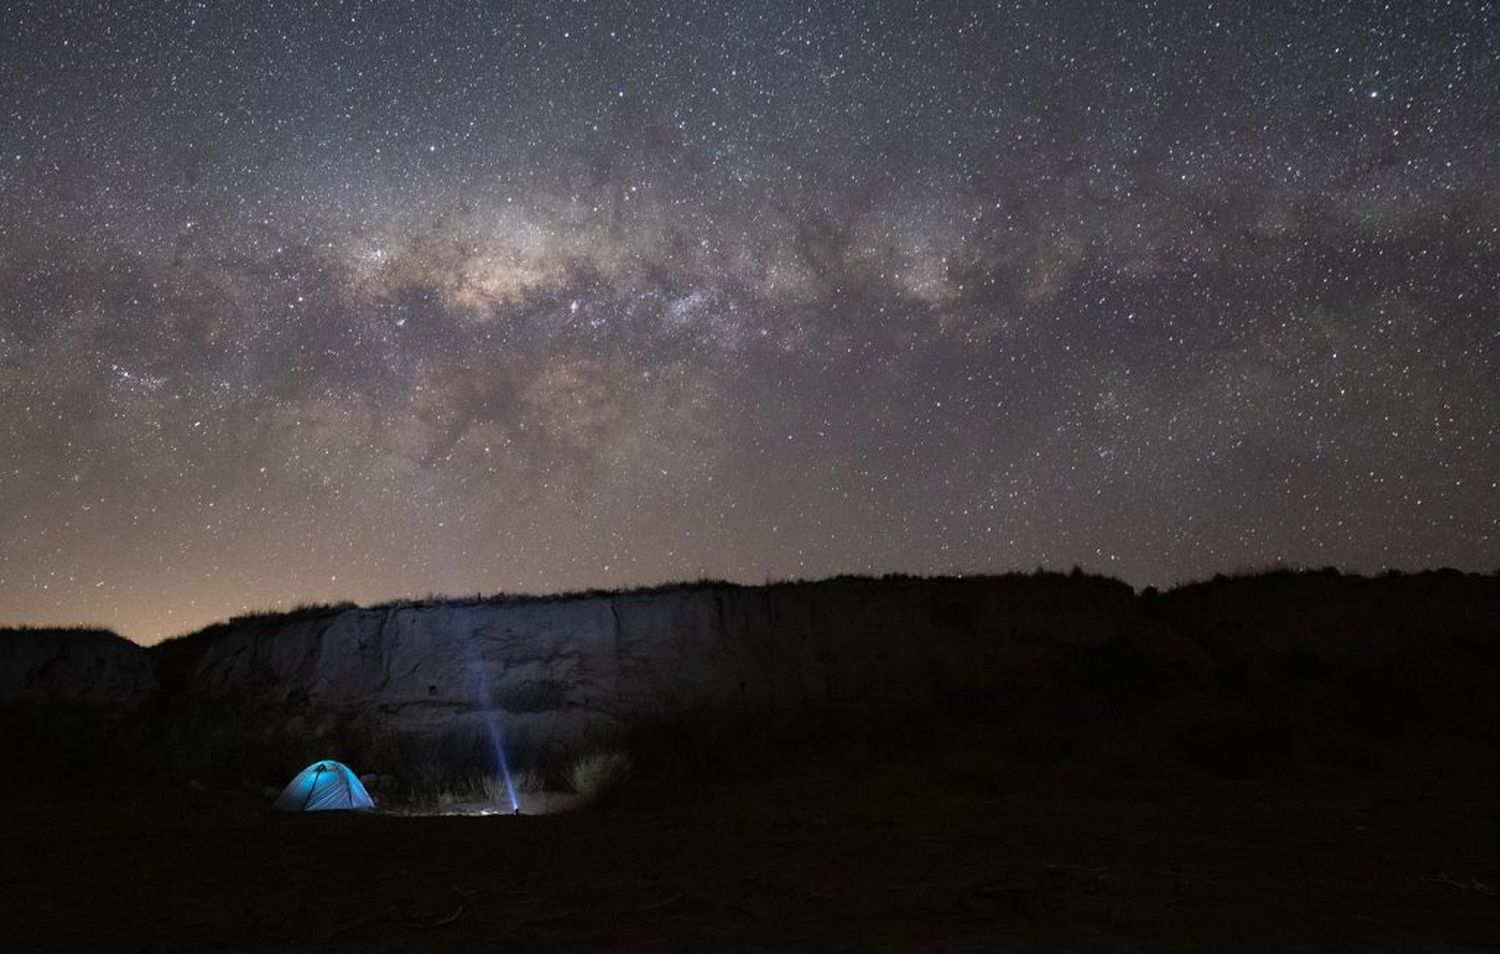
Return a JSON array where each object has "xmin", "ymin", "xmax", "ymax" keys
[{"xmin": 472, "ymin": 657, "xmax": 521, "ymax": 812}]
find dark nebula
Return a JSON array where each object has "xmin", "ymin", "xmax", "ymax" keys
[{"xmin": 1, "ymin": 2, "xmax": 1495, "ymax": 640}]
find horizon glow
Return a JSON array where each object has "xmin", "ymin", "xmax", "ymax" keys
[{"xmin": 0, "ymin": 2, "xmax": 1495, "ymax": 643}]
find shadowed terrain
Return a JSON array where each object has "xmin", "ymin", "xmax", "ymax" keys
[{"xmin": 2, "ymin": 570, "xmax": 1498, "ymax": 950}]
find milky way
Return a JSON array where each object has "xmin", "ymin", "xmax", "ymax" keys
[{"xmin": 1, "ymin": 2, "xmax": 1496, "ymax": 641}]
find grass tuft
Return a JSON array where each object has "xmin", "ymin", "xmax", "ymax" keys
[{"xmin": 566, "ymin": 751, "xmax": 633, "ymax": 804}]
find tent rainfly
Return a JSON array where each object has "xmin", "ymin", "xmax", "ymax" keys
[{"xmin": 273, "ymin": 760, "xmax": 375, "ymax": 812}]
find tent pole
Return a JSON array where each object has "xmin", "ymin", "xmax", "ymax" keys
[{"xmin": 303, "ymin": 764, "xmax": 324, "ymax": 811}]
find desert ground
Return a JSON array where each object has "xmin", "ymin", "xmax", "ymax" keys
[{"xmin": 3, "ymin": 728, "xmax": 1496, "ymax": 952}]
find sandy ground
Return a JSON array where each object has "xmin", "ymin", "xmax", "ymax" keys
[{"xmin": 2, "ymin": 746, "xmax": 1497, "ymax": 952}]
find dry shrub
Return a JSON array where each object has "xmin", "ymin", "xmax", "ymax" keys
[{"xmin": 566, "ymin": 751, "xmax": 633, "ymax": 804}]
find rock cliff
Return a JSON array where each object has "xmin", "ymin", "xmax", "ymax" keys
[
  {"xmin": 0, "ymin": 627, "xmax": 156, "ymax": 709},
  {"xmin": 6, "ymin": 571, "xmax": 1496, "ymax": 769},
  {"xmin": 154, "ymin": 575, "xmax": 1136, "ymax": 748}
]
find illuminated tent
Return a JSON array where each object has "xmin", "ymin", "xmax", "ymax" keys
[{"xmin": 273, "ymin": 760, "xmax": 375, "ymax": 812}]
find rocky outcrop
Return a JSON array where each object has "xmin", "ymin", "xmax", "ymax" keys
[
  {"xmin": 9, "ymin": 571, "xmax": 1496, "ymax": 764},
  {"xmin": 0, "ymin": 628, "xmax": 156, "ymax": 709},
  {"xmin": 1158, "ymin": 569, "xmax": 1500, "ymax": 659},
  {"xmin": 158, "ymin": 575, "xmax": 1137, "ymax": 746}
]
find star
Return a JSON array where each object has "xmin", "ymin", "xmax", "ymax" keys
[{"xmin": 0, "ymin": 0, "xmax": 1493, "ymax": 641}]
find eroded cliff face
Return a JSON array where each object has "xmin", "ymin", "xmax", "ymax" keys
[
  {"xmin": 0, "ymin": 628, "xmax": 156, "ymax": 709},
  {"xmin": 5, "ymin": 572, "xmax": 1499, "ymax": 781},
  {"xmin": 163, "ymin": 576, "xmax": 1136, "ymax": 745}
]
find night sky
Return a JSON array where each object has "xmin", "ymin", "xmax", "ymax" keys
[{"xmin": 1, "ymin": 2, "xmax": 1495, "ymax": 642}]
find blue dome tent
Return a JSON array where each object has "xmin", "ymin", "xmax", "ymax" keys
[{"xmin": 273, "ymin": 760, "xmax": 375, "ymax": 812}]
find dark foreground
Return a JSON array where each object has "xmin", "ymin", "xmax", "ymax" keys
[{"xmin": 3, "ymin": 740, "xmax": 1496, "ymax": 953}]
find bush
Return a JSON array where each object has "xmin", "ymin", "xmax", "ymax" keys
[{"xmin": 566, "ymin": 751, "xmax": 633, "ymax": 804}]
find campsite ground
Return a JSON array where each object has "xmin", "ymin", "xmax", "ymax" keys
[{"xmin": 3, "ymin": 731, "xmax": 1497, "ymax": 952}]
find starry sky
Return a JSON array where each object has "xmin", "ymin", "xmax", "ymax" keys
[{"xmin": 1, "ymin": 1, "xmax": 1496, "ymax": 643}]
